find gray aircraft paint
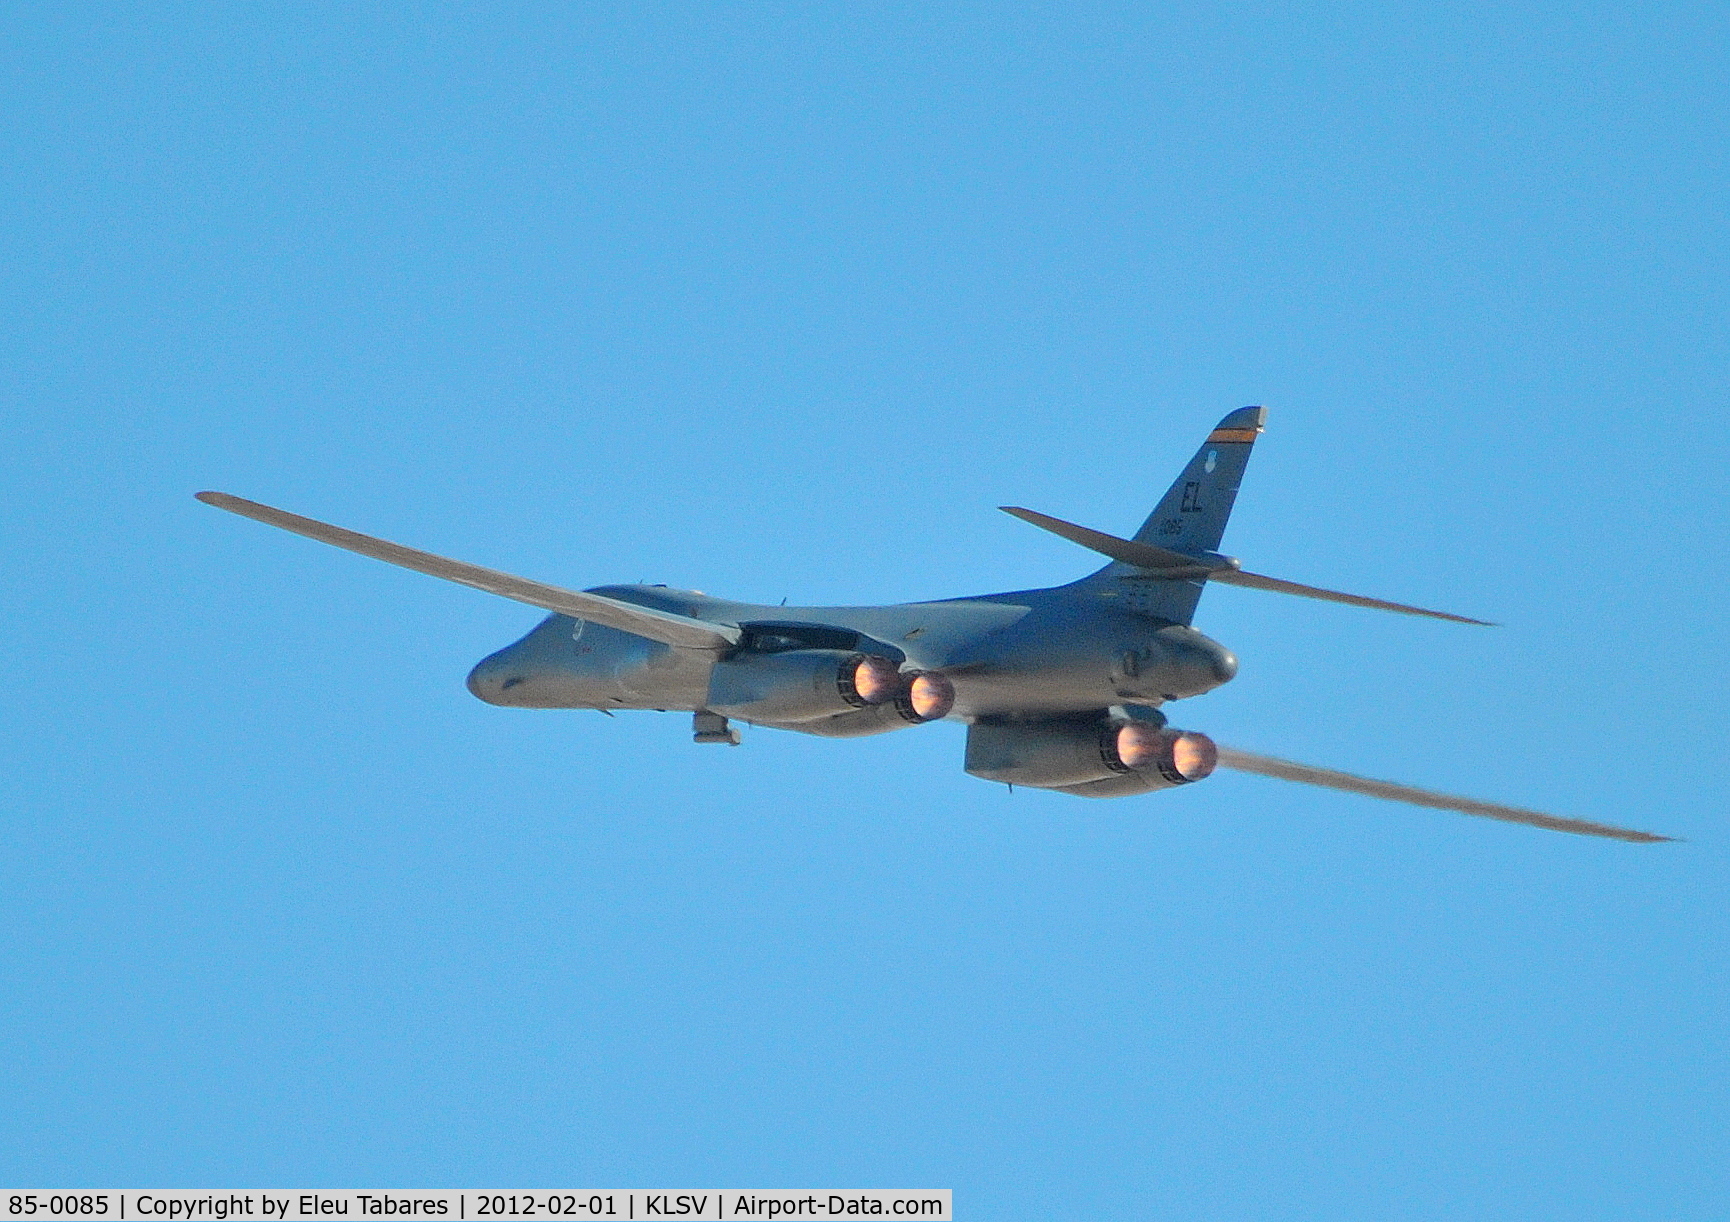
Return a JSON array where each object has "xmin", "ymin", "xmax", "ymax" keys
[
  {"xmin": 466, "ymin": 586, "xmax": 1233, "ymax": 718},
  {"xmin": 196, "ymin": 408, "xmax": 1669, "ymax": 843}
]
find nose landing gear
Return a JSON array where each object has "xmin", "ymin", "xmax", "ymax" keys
[{"xmin": 694, "ymin": 710, "xmax": 741, "ymax": 745}]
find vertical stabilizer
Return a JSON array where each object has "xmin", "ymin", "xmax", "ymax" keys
[
  {"xmin": 1077, "ymin": 406, "xmax": 1266, "ymax": 625},
  {"xmin": 1128, "ymin": 406, "xmax": 1266, "ymax": 555}
]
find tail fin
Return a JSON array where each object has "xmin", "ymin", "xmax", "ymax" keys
[
  {"xmin": 1128, "ymin": 406, "xmax": 1265, "ymax": 556},
  {"xmin": 1062, "ymin": 406, "xmax": 1264, "ymax": 624},
  {"xmin": 1017, "ymin": 406, "xmax": 1488, "ymax": 626}
]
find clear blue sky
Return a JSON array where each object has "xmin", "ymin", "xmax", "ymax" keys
[{"xmin": 3, "ymin": 4, "xmax": 1726, "ymax": 1217}]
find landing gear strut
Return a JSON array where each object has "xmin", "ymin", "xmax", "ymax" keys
[{"xmin": 693, "ymin": 710, "xmax": 741, "ymax": 745}]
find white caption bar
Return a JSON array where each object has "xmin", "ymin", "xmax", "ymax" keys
[{"xmin": 0, "ymin": 1194, "xmax": 950, "ymax": 1222}]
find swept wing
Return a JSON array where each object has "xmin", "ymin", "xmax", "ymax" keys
[
  {"xmin": 1214, "ymin": 746, "xmax": 1671, "ymax": 843},
  {"xmin": 196, "ymin": 492, "xmax": 740, "ymax": 650}
]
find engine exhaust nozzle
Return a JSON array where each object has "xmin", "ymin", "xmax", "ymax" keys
[
  {"xmin": 1114, "ymin": 724, "xmax": 1218, "ymax": 783},
  {"xmin": 898, "ymin": 671, "xmax": 955, "ymax": 723}
]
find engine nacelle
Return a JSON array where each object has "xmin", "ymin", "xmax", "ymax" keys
[
  {"xmin": 965, "ymin": 717, "xmax": 1217, "ymax": 792},
  {"xmin": 1112, "ymin": 721, "xmax": 1218, "ymax": 784},
  {"xmin": 791, "ymin": 671, "xmax": 957, "ymax": 737},
  {"xmin": 706, "ymin": 650, "xmax": 902, "ymax": 724}
]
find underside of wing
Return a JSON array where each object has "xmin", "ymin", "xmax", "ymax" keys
[
  {"xmin": 196, "ymin": 492, "xmax": 740, "ymax": 650},
  {"xmin": 1215, "ymin": 746, "xmax": 1672, "ymax": 842}
]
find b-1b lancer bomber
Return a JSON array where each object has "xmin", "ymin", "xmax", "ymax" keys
[{"xmin": 198, "ymin": 407, "xmax": 1669, "ymax": 843}]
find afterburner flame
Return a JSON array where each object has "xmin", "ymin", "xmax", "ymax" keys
[
  {"xmin": 906, "ymin": 672, "xmax": 955, "ymax": 721},
  {"xmin": 1112, "ymin": 724, "xmax": 1218, "ymax": 783},
  {"xmin": 850, "ymin": 655, "xmax": 902, "ymax": 705},
  {"xmin": 1114, "ymin": 722, "xmax": 1165, "ymax": 770},
  {"xmin": 1168, "ymin": 731, "xmax": 1218, "ymax": 781}
]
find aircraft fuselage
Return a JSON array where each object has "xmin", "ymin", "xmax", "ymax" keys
[
  {"xmin": 193, "ymin": 405, "xmax": 1675, "ymax": 837},
  {"xmin": 464, "ymin": 579, "xmax": 1239, "ymax": 725}
]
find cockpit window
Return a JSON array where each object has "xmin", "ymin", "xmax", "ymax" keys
[{"xmin": 740, "ymin": 622, "xmax": 863, "ymax": 653}]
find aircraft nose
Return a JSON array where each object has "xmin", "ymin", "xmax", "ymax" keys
[{"xmin": 466, "ymin": 650, "xmax": 514, "ymax": 705}]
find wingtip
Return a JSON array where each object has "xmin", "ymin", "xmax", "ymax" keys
[{"xmin": 196, "ymin": 490, "xmax": 256, "ymax": 513}]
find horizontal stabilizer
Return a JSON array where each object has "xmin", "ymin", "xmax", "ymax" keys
[
  {"xmin": 1216, "ymin": 746, "xmax": 1673, "ymax": 843},
  {"xmin": 1211, "ymin": 570, "xmax": 1494, "ymax": 626},
  {"xmin": 196, "ymin": 492, "xmax": 741, "ymax": 650},
  {"xmin": 1001, "ymin": 506, "xmax": 1491, "ymax": 626},
  {"xmin": 999, "ymin": 506, "xmax": 1216, "ymax": 574}
]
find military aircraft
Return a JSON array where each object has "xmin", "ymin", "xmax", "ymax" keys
[{"xmin": 197, "ymin": 407, "xmax": 1669, "ymax": 843}]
